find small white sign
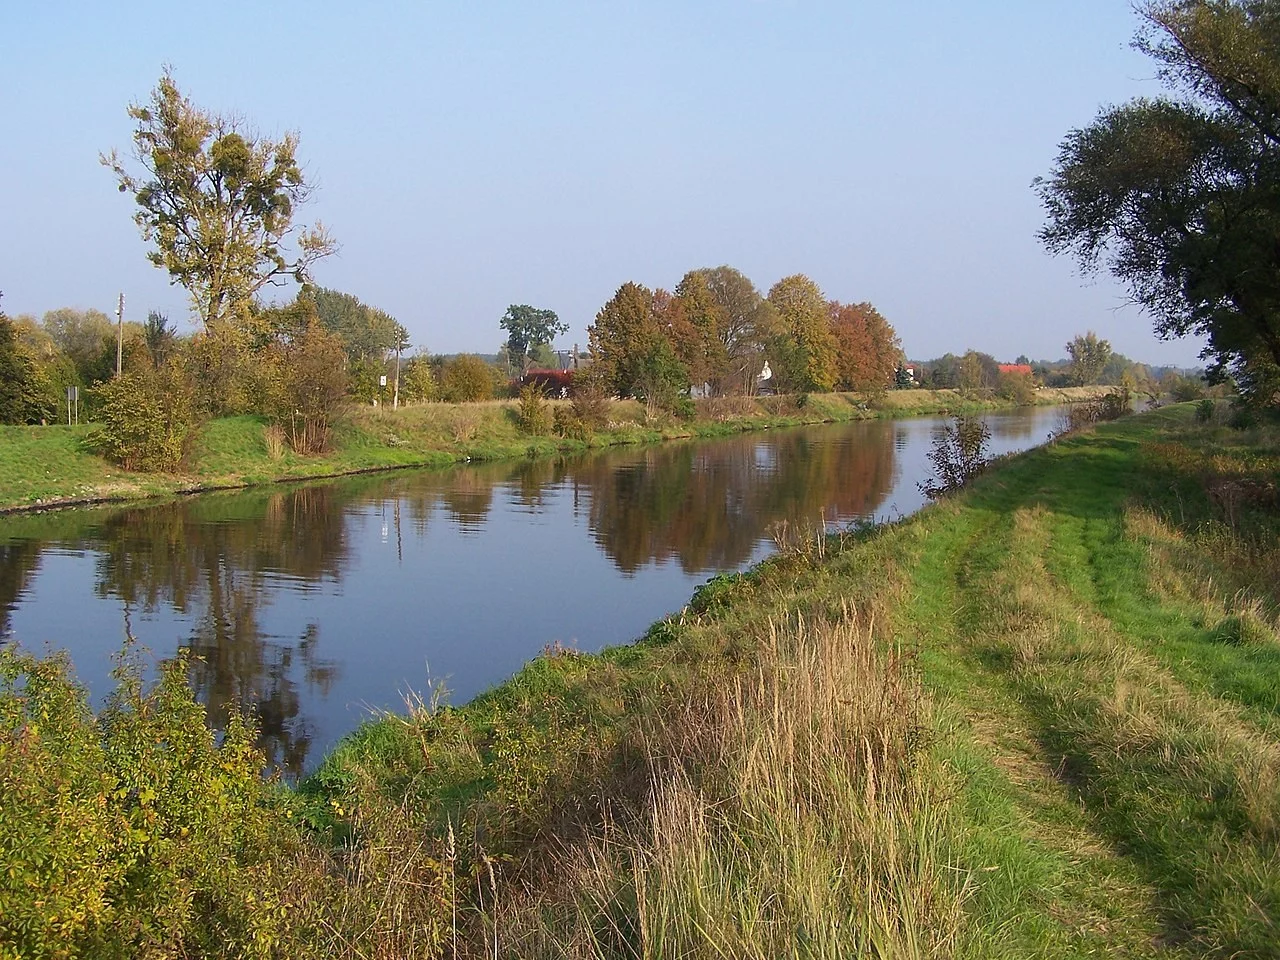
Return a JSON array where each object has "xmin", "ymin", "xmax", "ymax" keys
[{"xmin": 379, "ymin": 375, "xmax": 388, "ymax": 387}]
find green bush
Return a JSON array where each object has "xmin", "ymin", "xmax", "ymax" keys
[
  {"xmin": 0, "ymin": 647, "xmax": 314, "ymax": 958},
  {"xmin": 440, "ymin": 354, "xmax": 494, "ymax": 403},
  {"xmin": 87, "ymin": 365, "xmax": 197, "ymax": 472},
  {"xmin": 268, "ymin": 322, "xmax": 348, "ymax": 454},
  {"xmin": 1195, "ymin": 398, "xmax": 1216, "ymax": 423},
  {"xmin": 554, "ymin": 406, "xmax": 591, "ymax": 441},
  {"xmin": 517, "ymin": 384, "xmax": 553, "ymax": 436}
]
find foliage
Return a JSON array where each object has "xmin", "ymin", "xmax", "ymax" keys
[
  {"xmin": 0, "ymin": 647, "xmax": 312, "ymax": 959},
  {"xmin": 87, "ymin": 364, "xmax": 198, "ymax": 472},
  {"xmin": 958, "ymin": 349, "xmax": 998, "ymax": 392},
  {"xmin": 569, "ymin": 371, "xmax": 612, "ymax": 429},
  {"xmin": 143, "ymin": 310, "xmax": 176, "ymax": 366},
  {"xmin": 399, "ymin": 355, "xmax": 438, "ymax": 403},
  {"xmin": 829, "ymin": 300, "xmax": 901, "ymax": 393},
  {"xmin": 1066, "ymin": 330, "xmax": 1112, "ymax": 386},
  {"xmin": 268, "ymin": 321, "xmax": 349, "ymax": 454},
  {"xmin": 1037, "ymin": 0, "xmax": 1280, "ymax": 401},
  {"xmin": 1059, "ymin": 391, "xmax": 1131, "ymax": 433},
  {"xmin": 500, "ymin": 304, "xmax": 566, "ymax": 374},
  {"xmin": 632, "ymin": 333, "xmax": 689, "ymax": 421},
  {"xmin": 918, "ymin": 415, "xmax": 991, "ymax": 499},
  {"xmin": 1196, "ymin": 397, "xmax": 1217, "ymax": 422},
  {"xmin": 516, "ymin": 384, "xmax": 553, "ymax": 436},
  {"xmin": 440, "ymin": 354, "xmax": 494, "ymax": 403},
  {"xmin": 998, "ymin": 369, "xmax": 1038, "ymax": 405},
  {"xmin": 1165, "ymin": 371, "xmax": 1205, "ymax": 401},
  {"xmin": 767, "ymin": 274, "xmax": 838, "ymax": 392},
  {"xmin": 39, "ymin": 307, "xmax": 121, "ymax": 385},
  {"xmin": 676, "ymin": 266, "xmax": 775, "ymax": 395},
  {"xmin": 305, "ymin": 286, "xmax": 405, "ymax": 364},
  {"xmin": 588, "ymin": 281, "xmax": 661, "ymax": 397},
  {"xmin": 102, "ymin": 69, "xmax": 336, "ymax": 335},
  {"xmin": 0, "ymin": 307, "xmax": 54, "ymax": 425}
]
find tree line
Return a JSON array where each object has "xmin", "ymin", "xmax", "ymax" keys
[{"xmin": 585, "ymin": 268, "xmax": 902, "ymax": 416}]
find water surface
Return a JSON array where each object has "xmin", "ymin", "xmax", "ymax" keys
[{"xmin": 0, "ymin": 408, "xmax": 1062, "ymax": 773}]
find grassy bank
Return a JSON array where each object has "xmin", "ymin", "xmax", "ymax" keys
[
  {"xmin": 0, "ymin": 386, "xmax": 1102, "ymax": 513},
  {"xmin": 298, "ymin": 401, "xmax": 1279, "ymax": 957},
  {"xmin": 10, "ymin": 397, "xmax": 1266, "ymax": 958}
]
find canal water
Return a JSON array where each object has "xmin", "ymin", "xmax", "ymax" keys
[{"xmin": 0, "ymin": 407, "xmax": 1063, "ymax": 774}]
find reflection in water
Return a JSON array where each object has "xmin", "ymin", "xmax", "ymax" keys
[{"xmin": 0, "ymin": 408, "xmax": 1063, "ymax": 773}]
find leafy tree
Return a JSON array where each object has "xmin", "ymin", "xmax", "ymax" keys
[
  {"xmin": 958, "ymin": 349, "xmax": 998, "ymax": 391},
  {"xmin": 894, "ymin": 362, "xmax": 914, "ymax": 389},
  {"xmin": 589, "ymin": 282, "xmax": 659, "ymax": 397},
  {"xmin": 670, "ymin": 271, "xmax": 729, "ymax": 391},
  {"xmin": 41, "ymin": 307, "xmax": 119, "ymax": 384},
  {"xmin": 143, "ymin": 310, "xmax": 176, "ymax": 365},
  {"xmin": 767, "ymin": 275, "xmax": 838, "ymax": 392},
  {"xmin": 1037, "ymin": 0, "xmax": 1280, "ymax": 399},
  {"xmin": 500, "ymin": 305, "xmax": 567, "ymax": 374},
  {"xmin": 632, "ymin": 331, "xmax": 689, "ymax": 421},
  {"xmin": 0, "ymin": 303, "xmax": 47, "ymax": 424},
  {"xmin": 102, "ymin": 69, "xmax": 335, "ymax": 335},
  {"xmin": 307, "ymin": 286, "xmax": 402, "ymax": 363},
  {"xmin": 829, "ymin": 301, "xmax": 901, "ymax": 393},
  {"xmin": 398, "ymin": 355, "xmax": 437, "ymax": 403},
  {"xmin": 1066, "ymin": 331, "xmax": 1112, "ymax": 386},
  {"xmin": 676, "ymin": 266, "xmax": 774, "ymax": 395}
]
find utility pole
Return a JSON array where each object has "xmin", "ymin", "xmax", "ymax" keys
[
  {"xmin": 393, "ymin": 342, "xmax": 401, "ymax": 410},
  {"xmin": 115, "ymin": 292, "xmax": 125, "ymax": 377}
]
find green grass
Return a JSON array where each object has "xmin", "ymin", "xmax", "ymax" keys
[
  {"xmin": 302, "ymin": 403, "xmax": 1280, "ymax": 957},
  {"xmin": 0, "ymin": 387, "xmax": 1104, "ymax": 513}
]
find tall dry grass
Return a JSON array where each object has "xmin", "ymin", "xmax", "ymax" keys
[{"xmin": 485, "ymin": 609, "xmax": 968, "ymax": 959}]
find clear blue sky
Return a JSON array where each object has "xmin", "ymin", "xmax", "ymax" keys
[{"xmin": 0, "ymin": 1, "xmax": 1205, "ymax": 365}]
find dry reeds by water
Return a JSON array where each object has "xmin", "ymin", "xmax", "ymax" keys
[{"xmin": 483, "ymin": 610, "xmax": 967, "ymax": 959}]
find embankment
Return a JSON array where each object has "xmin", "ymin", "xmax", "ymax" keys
[{"xmin": 0, "ymin": 386, "xmax": 1104, "ymax": 513}]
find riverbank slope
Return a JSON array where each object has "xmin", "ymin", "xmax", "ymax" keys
[
  {"xmin": 0, "ymin": 386, "xmax": 1102, "ymax": 513},
  {"xmin": 307, "ymin": 401, "xmax": 1279, "ymax": 957},
  {"xmin": 6, "ymin": 402, "xmax": 1278, "ymax": 957}
]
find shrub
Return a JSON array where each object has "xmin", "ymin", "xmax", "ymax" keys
[
  {"xmin": 88, "ymin": 364, "xmax": 197, "ymax": 472},
  {"xmin": 441, "ymin": 354, "xmax": 494, "ymax": 403},
  {"xmin": 570, "ymin": 374, "xmax": 612, "ymax": 430},
  {"xmin": 1228, "ymin": 405, "xmax": 1260, "ymax": 431},
  {"xmin": 554, "ymin": 407, "xmax": 591, "ymax": 441},
  {"xmin": 517, "ymin": 384, "xmax": 554, "ymax": 436},
  {"xmin": 269, "ymin": 322, "xmax": 348, "ymax": 454},
  {"xmin": 1195, "ymin": 398, "xmax": 1216, "ymax": 423},
  {"xmin": 1058, "ymin": 390, "xmax": 1130, "ymax": 434},
  {"xmin": 671, "ymin": 395, "xmax": 697, "ymax": 421},
  {"xmin": 399, "ymin": 357, "xmax": 437, "ymax": 403},
  {"xmin": 0, "ymin": 647, "xmax": 314, "ymax": 958},
  {"xmin": 997, "ymin": 370, "xmax": 1037, "ymax": 406},
  {"xmin": 918, "ymin": 415, "xmax": 990, "ymax": 499},
  {"xmin": 1166, "ymin": 373, "xmax": 1205, "ymax": 402}
]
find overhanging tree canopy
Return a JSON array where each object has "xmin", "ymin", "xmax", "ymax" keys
[{"xmin": 1037, "ymin": 0, "xmax": 1280, "ymax": 400}]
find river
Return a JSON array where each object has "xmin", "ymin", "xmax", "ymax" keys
[{"xmin": 0, "ymin": 406, "xmax": 1064, "ymax": 774}]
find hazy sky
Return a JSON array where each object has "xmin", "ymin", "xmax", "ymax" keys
[{"xmin": 0, "ymin": 1, "xmax": 1206, "ymax": 365}]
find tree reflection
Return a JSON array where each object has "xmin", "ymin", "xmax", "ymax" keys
[
  {"xmin": 0, "ymin": 540, "xmax": 43, "ymax": 641},
  {"xmin": 86, "ymin": 486, "xmax": 345, "ymax": 775},
  {"xmin": 577, "ymin": 424, "xmax": 897, "ymax": 573}
]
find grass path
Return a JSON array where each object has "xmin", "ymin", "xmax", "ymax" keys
[{"xmin": 882, "ymin": 412, "xmax": 1280, "ymax": 957}]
